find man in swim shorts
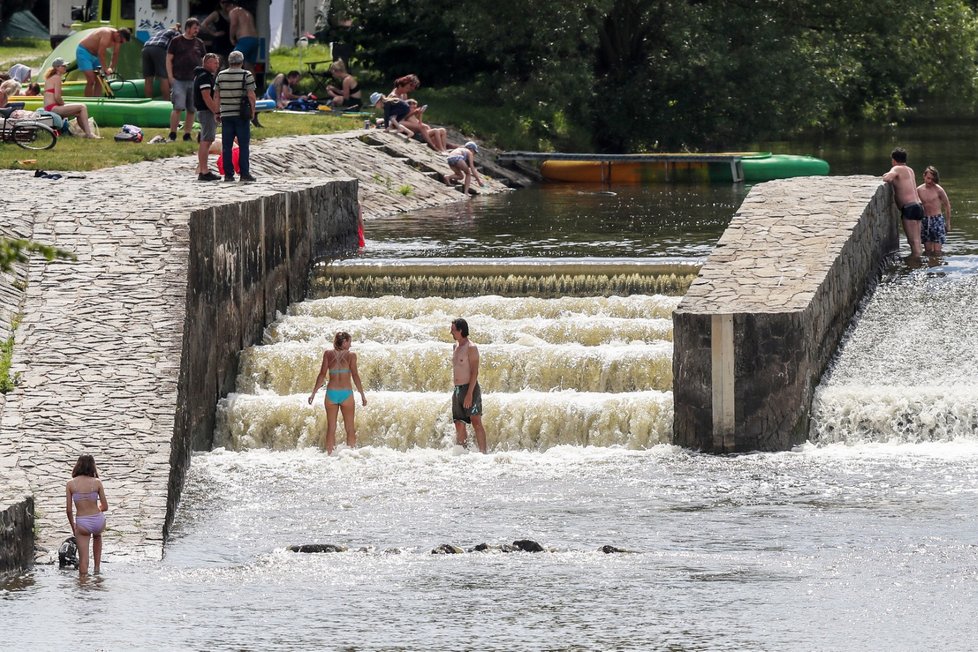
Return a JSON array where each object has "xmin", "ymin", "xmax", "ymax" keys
[
  {"xmin": 76, "ymin": 27, "xmax": 131, "ymax": 97},
  {"xmin": 450, "ymin": 317, "xmax": 488, "ymax": 453},
  {"xmin": 882, "ymin": 147, "xmax": 923, "ymax": 258},
  {"xmin": 916, "ymin": 165, "xmax": 951, "ymax": 255},
  {"xmin": 228, "ymin": 0, "xmax": 259, "ymax": 68}
]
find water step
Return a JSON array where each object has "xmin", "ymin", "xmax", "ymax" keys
[{"xmin": 320, "ymin": 257, "xmax": 701, "ymax": 278}]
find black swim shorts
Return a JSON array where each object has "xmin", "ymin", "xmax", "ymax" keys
[
  {"xmin": 901, "ymin": 202, "xmax": 925, "ymax": 221},
  {"xmin": 452, "ymin": 383, "xmax": 483, "ymax": 423}
]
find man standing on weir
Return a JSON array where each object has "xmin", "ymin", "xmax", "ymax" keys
[
  {"xmin": 883, "ymin": 147, "xmax": 923, "ymax": 258},
  {"xmin": 450, "ymin": 318, "xmax": 488, "ymax": 453}
]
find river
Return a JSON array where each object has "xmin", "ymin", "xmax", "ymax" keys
[{"xmin": 3, "ymin": 125, "xmax": 978, "ymax": 650}]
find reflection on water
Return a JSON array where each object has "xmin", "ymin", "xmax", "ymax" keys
[
  {"xmin": 362, "ymin": 183, "xmax": 746, "ymax": 259},
  {"xmin": 5, "ymin": 446, "xmax": 978, "ymax": 650}
]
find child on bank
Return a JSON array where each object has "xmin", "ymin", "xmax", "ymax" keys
[
  {"xmin": 444, "ymin": 141, "xmax": 484, "ymax": 195},
  {"xmin": 369, "ymin": 91, "xmax": 415, "ymax": 138}
]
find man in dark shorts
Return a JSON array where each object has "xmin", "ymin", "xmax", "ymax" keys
[
  {"xmin": 142, "ymin": 22, "xmax": 180, "ymax": 99},
  {"xmin": 166, "ymin": 18, "xmax": 206, "ymax": 142},
  {"xmin": 450, "ymin": 317, "xmax": 487, "ymax": 453},
  {"xmin": 882, "ymin": 147, "xmax": 923, "ymax": 258},
  {"xmin": 193, "ymin": 53, "xmax": 222, "ymax": 181}
]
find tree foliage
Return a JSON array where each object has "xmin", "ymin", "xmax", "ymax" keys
[
  {"xmin": 0, "ymin": 238, "xmax": 74, "ymax": 273},
  {"xmin": 1, "ymin": 0, "xmax": 37, "ymax": 24},
  {"xmin": 329, "ymin": 0, "xmax": 978, "ymax": 150}
]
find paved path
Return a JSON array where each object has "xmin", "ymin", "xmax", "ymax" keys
[{"xmin": 0, "ymin": 132, "xmax": 509, "ymax": 561}]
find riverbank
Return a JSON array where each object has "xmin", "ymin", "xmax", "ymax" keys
[{"xmin": 0, "ymin": 131, "xmax": 516, "ymax": 570}]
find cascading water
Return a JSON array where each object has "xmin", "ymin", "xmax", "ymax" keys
[
  {"xmin": 811, "ymin": 266, "xmax": 978, "ymax": 443},
  {"xmin": 215, "ymin": 271, "xmax": 682, "ymax": 450}
]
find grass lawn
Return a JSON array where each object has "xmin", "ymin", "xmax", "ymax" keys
[
  {"xmin": 1, "ymin": 40, "xmax": 557, "ymax": 169},
  {"xmin": 0, "ymin": 111, "xmax": 364, "ymax": 170}
]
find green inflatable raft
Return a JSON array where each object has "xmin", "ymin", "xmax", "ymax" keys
[{"xmin": 12, "ymin": 96, "xmax": 175, "ymax": 128}]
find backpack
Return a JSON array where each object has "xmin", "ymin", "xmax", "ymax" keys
[
  {"xmin": 58, "ymin": 536, "xmax": 79, "ymax": 569},
  {"xmin": 114, "ymin": 124, "xmax": 143, "ymax": 142}
]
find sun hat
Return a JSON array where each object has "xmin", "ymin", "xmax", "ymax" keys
[
  {"xmin": 369, "ymin": 91, "xmax": 383, "ymax": 106},
  {"xmin": 464, "ymin": 141, "xmax": 479, "ymax": 153}
]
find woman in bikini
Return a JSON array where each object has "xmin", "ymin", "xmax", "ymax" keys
[
  {"xmin": 43, "ymin": 58, "xmax": 100, "ymax": 138},
  {"xmin": 308, "ymin": 331, "xmax": 367, "ymax": 454},
  {"xmin": 65, "ymin": 454, "xmax": 109, "ymax": 575}
]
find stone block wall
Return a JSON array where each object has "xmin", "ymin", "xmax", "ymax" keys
[
  {"xmin": 0, "ymin": 495, "xmax": 33, "ymax": 575},
  {"xmin": 673, "ymin": 176, "xmax": 899, "ymax": 452},
  {"xmin": 166, "ymin": 182, "xmax": 358, "ymax": 540}
]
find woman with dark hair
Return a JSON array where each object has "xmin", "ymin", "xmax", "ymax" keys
[
  {"xmin": 391, "ymin": 73, "xmax": 420, "ymax": 100},
  {"xmin": 308, "ymin": 331, "xmax": 367, "ymax": 453},
  {"xmin": 65, "ymin": 454, "xmax": 109, "ymax": 575}
]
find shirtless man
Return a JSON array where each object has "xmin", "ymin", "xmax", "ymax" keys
[
  {"xmin": 882, "ymin": 147, "xmax": 923, "ymax": 258},
  {"xmin": 450, "ymin": 318, "xmax": 487, "ymax": 453},
  {"xmin": 917, "ymin": 165, "xmax": 952, "ymax": 255},
  {"xmin": 228, "ymin": 0, "xmax": 259, "ymax": 68},
  {"xmin": 77, "ymin": 27, "xmax": 131, "ymax": 96}
]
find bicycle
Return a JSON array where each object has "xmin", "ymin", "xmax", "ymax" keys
[{"xmin": 0, "ymin": 106, "xmax": 58, "ymax": 150}]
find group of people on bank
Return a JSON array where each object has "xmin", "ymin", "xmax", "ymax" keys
[
  {"xmin": 307, "ymin": 318, "xmax": 488, "ymax": 456},
  {"xmin": 884, "ymin": 147, "xmax": 952, "ymax": 258}
]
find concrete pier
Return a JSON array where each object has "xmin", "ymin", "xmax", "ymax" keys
[
  {"xmin": 0, "ymin": 131, "xmax": 511, "ymax": 569},
  {"xmin": 672, "ymin": 176, "xmax": 899, "ymax": 452}
]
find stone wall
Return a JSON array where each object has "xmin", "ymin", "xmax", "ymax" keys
[
  {"xmin": 0, "ymin": 495, "xmax": 33, "ymax": 575},
  {"xmin": 166, "ymin": 183, "xmax": 357, "ymax": 540},
  {"xmin": 0, "ymin": 130, "xmax": 510, "ymax": 567},
  {"xmin": 672, "ymin": 176, "xmax": 899, "ymax": 452}
]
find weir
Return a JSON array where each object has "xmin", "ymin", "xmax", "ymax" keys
[
  {"xmin": 672, "ymin": 176, "xmax": 899, "ymax": 452},
  {"xmin": 0, "ymin": 132, "xmax": 515, "ymax": 571}
]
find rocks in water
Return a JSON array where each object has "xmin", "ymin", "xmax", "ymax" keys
[
  {"xmin": 431, "ymin": 544, "xmax": 465, "ymax": 555},
  {"xmin": 469, "ymin": 542, "xmax": 520, "ymax": 553},
  {"xmin": 512, "ymin": 539, "xmax": 545, "ymax": 552},
  {"xmin": 599, "ymin": 545, "xmax": 633, "ymax": 554},
  {"xmin": 288, "ymin": 543, "xmax": 348, "ymax": 553}
]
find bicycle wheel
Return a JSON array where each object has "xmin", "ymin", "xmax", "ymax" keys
[{"xmin": 12, "ymin": 122, "xmax": 57, "ymax": 150}]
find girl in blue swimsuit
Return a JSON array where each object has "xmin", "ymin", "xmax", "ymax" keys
[{"xmin": 308, "ymin": 331, "xmax": 367, "ymax": 454}]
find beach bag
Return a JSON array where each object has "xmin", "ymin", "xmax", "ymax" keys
[
  {"xmin": 216, "ymin": 146, "xmax": 241, "ymax": 175},
  {"xmin": 67, "ymin": 117, "xmax": 99, "ymax": 138},
  {"xmin": 114, "ymin": 124, "xmax": 143, "ymax": 142}
]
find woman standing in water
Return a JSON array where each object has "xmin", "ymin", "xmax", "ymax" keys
[
  {"xmin": 308, "ymin": 331, "xmax": 367, "ymax": 453},
  {"xmin": 65, "ymin": 454, "xmax": 108, "ymax": 575}
]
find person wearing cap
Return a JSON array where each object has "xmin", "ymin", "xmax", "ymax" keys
[
  {"xmin": 369, "ymin": 91, "xmax": 415, "ymax": 138},
  {"xmin": 215, "ymin": 50, "xmax": 257, "ymax": 182},
  {"xmin": 142, "ymin": 22, "xmax": 181, "ymax": 99},
  {"xmin": 76, "ymin": 27, "xmax": 131, "ymax": 96},
  {"xmin": 42, "ymin": 59, "xmax": 99, "ymax": 138},
  {"xmin": 444, "ymin": 141, "xmax": 484, "ymax": 195}
]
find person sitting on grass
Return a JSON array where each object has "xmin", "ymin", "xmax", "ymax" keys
[
  {"xmin": 326, "ymin": 60, "xmax": 362, "ymax": 109},
  {"xmin": 263, "ymin": 70, "xmax": 304, "ymax": 108},
  {"xmin": 43, "ymin": 59, "xmax": 100, "ymax": 138},
  {"xmin": 369, "ymin": 91, "xmax": 415, "ymax": 138},
  {"xmin": 444, "ymin": 141, "xmax": 484, "ymax": 195},
  {"xmin": 0, "ymin": 79, "xmax": 21, "ymax": 108}
]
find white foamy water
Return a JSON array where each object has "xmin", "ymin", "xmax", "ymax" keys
[
  {"xmin": 7, "ymin": 445, "xmax": 978, "ymax": 650},
  {"xmin": 218, "ymin": 294, "xmax": 677, "ymax": 450},
  {"xmin": 811, "ymin": 272, "xmax": 978, "ymax": 443}
]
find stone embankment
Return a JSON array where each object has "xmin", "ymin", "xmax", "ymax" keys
[
  {"xmin": 672, "ymin": 175, "xmax": 899, "ymax": 452},
  {"xmin": 0, "ymin": 131, "xmax": 512, "ymax": 571}
]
